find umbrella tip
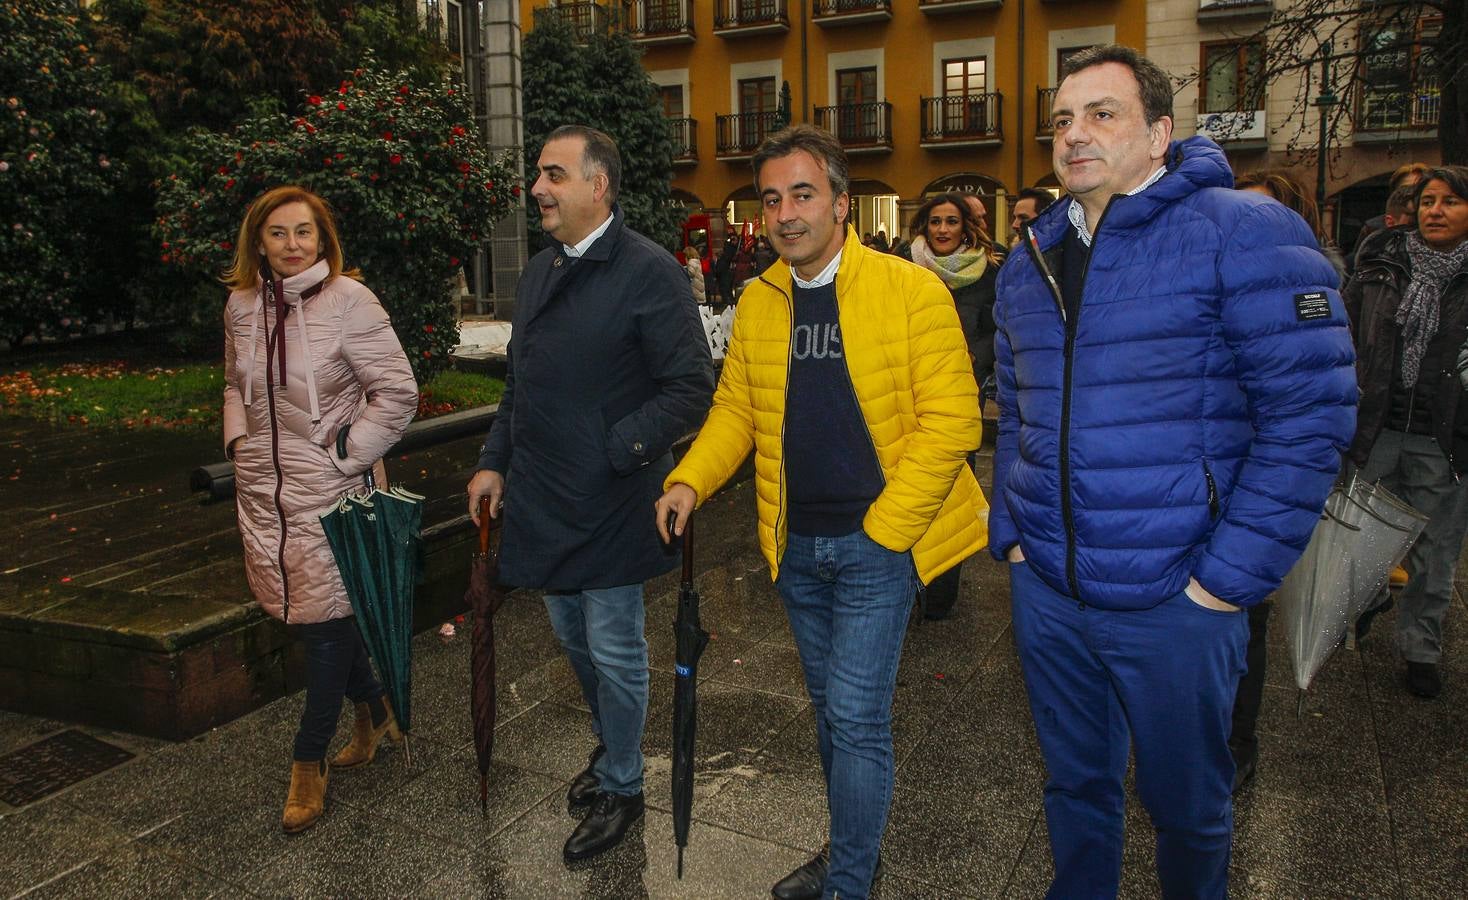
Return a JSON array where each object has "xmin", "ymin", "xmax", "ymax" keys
[{"xmin": 677, "ymin": 848, "xmax": 684, "ymax": 879}]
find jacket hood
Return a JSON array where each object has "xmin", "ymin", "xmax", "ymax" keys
[{"xmin": 1028, "ymin": 135, "xmax": 1234, "ymax": 249}]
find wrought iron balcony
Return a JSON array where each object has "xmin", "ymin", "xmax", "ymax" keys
[
  {"xmin": 713, "ymin": 0, "xmax": 790, "ymax": 37},
  {"xmin": 1036, "ymin": 86, "xmax": 1057, "ymax": 141},
  {"xmin": 920, "ymin": 93, "xmax": 1003, "ymax": 148},
  {"xmin": 813, "ymin": 0, "xmax": 892, "ymax": 27},
  {"xmin": 667, "ymin": 117, "xmax": 698, "ymax": 164},
  {"xmin": 918, "ymin": 0, "xmax": 1003, "ymax": 13},
  {"xmin": 625, "ymin": 1, "xmax": 695, "ymax": 44},
  {"xmin": 715, "ymin": 111, "xmax": 782, "ymax": 159},
  {"xmin": 534, "ymin": 2, "xmax": 611, "ymax": 42},
  {"xmin": 813, "ymin": 101, "xmax": 893, "ymax": 153}
]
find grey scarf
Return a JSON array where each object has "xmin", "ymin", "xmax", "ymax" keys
[{"xmin": 1396, "ymin": 232, "xmax": 1468, "ymax": 387}]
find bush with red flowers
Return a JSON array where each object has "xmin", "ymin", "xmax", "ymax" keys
[{"xmin": 154, "ymin": 59, "xmax": 516, "ymax": 382}]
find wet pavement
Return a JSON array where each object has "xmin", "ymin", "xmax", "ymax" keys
[{"xmin": 2, "ymin": 435, "xmax": 1467, "ymax": 898}]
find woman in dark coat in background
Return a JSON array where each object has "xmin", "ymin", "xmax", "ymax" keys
[
  {"xmin": 906, "ymin": 191, "xmax": 998, "ymax": 619},
  {"xmin": 1344, "ymin": 166, "xmax": 1468, "ymax": 702}
]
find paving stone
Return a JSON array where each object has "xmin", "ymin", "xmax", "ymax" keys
[{"xmin": 20, "ymin": 838, "xmax": 232, "ymax": 900}]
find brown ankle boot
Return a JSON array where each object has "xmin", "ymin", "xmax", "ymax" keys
[
  {"xmin": 282, "ymin": 759, "xmax": 329, "ymax": 833},
  {"xmin": 331, "ymin": 700, "xmax": 401, "ymax": 768}
]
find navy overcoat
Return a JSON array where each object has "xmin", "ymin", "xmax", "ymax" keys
[{"xmin": 479, "ymin": 207, "xmax": 714, "ymax": 590}]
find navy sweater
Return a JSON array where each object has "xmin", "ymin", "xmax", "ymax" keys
[{"xmin": 784, "ymin": 281, "xmax": 884, "ymax": 536}]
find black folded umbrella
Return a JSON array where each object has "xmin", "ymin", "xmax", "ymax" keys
[
  {"xmin": 670, "ymin": 517, "xmax": 708, "ymax": 879},
  {"xmin": 465, "ymin": 497, "xmax": 508, "ymax": 812}
]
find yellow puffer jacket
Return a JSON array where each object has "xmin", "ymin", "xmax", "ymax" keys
[{"xmin": 667, "ymin": 228, "xmax": 988, "ymax": 584}]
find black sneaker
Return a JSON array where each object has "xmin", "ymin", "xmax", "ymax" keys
[{"xmin": 1406, "ymin": 661, "xmax": 1442, "ymax": 699}]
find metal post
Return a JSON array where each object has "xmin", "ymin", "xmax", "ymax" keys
[{"xmin": 1314, "ymin": 40, "xmax": 1338, "ymax": 226}]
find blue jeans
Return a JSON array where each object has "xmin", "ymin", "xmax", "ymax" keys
[
  {"xmin": 544, "ymin": 584, "xmax": 648, "ymax": 795},
  {"xmin": 1010, "ymin": 561, "xmax": 1248, "ymax": 900},
  {"xmin": 776, "ymin": 530, "xmax": 915, "ymax": 900}
]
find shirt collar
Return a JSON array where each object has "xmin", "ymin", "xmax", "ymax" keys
[
  {"xmin": 791, "ymin": 248, "xmax": 843, "ymax": 289},
  {"xmin": 1066, "ymin": 165, "xmax": 1167, "ymax": 247},
  {"xmin": 562, "ymin": 211, "xmax": 615, "ymax": 258}
]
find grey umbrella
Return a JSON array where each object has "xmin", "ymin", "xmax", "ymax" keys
[{"xmin": 1276, "ymin": 474, "xmax": 1426, "ymax": 692}]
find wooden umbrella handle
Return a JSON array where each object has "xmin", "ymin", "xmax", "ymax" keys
[{"xmin": 478, "ymin": 496, "xmax": 494, "ymax": 556}]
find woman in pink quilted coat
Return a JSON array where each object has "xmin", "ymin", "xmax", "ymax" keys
[{"xmin": 222, "ymin": 186, "xmax": 417, "ymax": 833}]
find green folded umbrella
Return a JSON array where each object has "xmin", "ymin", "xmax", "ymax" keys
[{"xmin": 320, "ymin": 485, "xmax": 424, "ymax": 744}]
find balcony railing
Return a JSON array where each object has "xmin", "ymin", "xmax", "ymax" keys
[
  {"xmin": 813, "ymin": 0, "xmax": 892, "ymax": 27},
  {"xmin": 813, "ymin": 101, "xmax": 894, "ymax": 152},
  {"xmin": 535, "ymin": 2, "xmax": 611, "ymax": 41},
  {"xmin": 920, "ymin": 93, "xmax": 1003, "ymax": 146},
  {"xmin": 668, "ymin": 117, "xmax": 698, "ymax": 164},
  {"xmin": 716, "ymin": 111, "xmax": 782, "ymax": 159},
  {"xmin": 1036, "ymin": 86, "xmax": 1057, "ymax": 140},
  {"xmin": 919, "ymin": 0, "xmax": 1003, "ymax": 13},
  {"xmin": 625, "ymin": 1, "xmax": 695, "ymax": 44},
  {"xmin": 713, "ymin": 0, "xmax": 790, "ymax": 36},
  {"xmin": 1357, "ymin": 72, "xmax": 1441, "ymax": 132}
]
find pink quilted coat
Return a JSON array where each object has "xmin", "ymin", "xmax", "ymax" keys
[{"xmin": 223, "ymin": 260, "xmax": 418, "ymax": 624}]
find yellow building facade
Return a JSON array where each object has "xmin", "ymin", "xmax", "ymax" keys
[{"xmin": 522, "ymin": 0, "xmax": 1145, "ymax": 245}]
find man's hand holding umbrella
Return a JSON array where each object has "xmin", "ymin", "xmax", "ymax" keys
[
  {"xmin": 655, "ymin": 484, "xmax": 697, "ymax": 542},
  {"xmin": 467, "ymin": 468, "xmax": 504, "ymax": 526}
]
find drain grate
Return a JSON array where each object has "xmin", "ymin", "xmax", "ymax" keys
[{"xmin": 0, "ymin": 729, "xmax": 135, "ymax": 807}]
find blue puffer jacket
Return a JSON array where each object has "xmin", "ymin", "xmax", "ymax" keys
[{"xmin": 990, "ymin": 137, "xmax": 1358, "ymax": 609}]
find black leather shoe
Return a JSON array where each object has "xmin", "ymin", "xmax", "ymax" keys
[
  {"xmin": 771, "ymin": 847, "xmax": 828, "ymax": 900},
  {"xmin": 567, "ymin": 744, "xmax": 606, "ymax": 810},
  {"xmin": 563, "ymin": 791, "xmax": 644, "ymax": 862},
  {"xmin": 1406, "ymin": 661, "xmax": 1442, "ymax": 699},
  {"xmin": 771, "ymin": 845, "xmax": 882, "ymax": 900}
]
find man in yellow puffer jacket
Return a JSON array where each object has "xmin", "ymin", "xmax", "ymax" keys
[{"xmin": 656, "ymin": 125, "xmax": 987, "ymax": 900}]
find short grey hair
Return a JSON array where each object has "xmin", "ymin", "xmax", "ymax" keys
[{"xmin": 546, "ymin": 124, "xmax": 622, "ymax": 205}]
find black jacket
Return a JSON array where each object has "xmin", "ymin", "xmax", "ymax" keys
[
  {"xmin": 479, "ymin": 207, "xmax": 715, "ymax": 589},
  {"xmin": 1346, "ymin": 228, "xmax": 1468, "ymax": 474},
  {"xmin": 949, "ymin": 266, "xmax": 998, "ymax": 386}
]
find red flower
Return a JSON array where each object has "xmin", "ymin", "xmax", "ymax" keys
[
  {"xmin": 369, "ymin": 173, "xmax": 380, "ymax": 181},
  {"xmin": 217, "ymin": 165, "xmax": 229, "ymax": 174},
  {"xmin": 389, "ymin": 154, "xmax": 402, "ymax": 165},
  {"xmin": 218, "ymin": 240, "xmax": 232, "ymax": 250},
  {"xmin": 483, "ymin": 181, "xmax": 494, "ymax": 191},
  {"xmin": 511, "ymin": 186, "xmax": 521, "ymax": 197},
  {"xmin": 335, "ymin": 101, "xmax": 346, "ymax": 112},
  {"xmin": 424, "ymin": 324, "xmax": 435, "ymax": 332},
  {"xmin": 306, "ymin": 124, "xmax": 316, "ymax": 134},
  {"xmin": 308, "ymin": 95, "xmax": 322, "ymax": 106},
  {"xmin": 382, "ymin": 131, "xmax": 393, "ymax": 141},
  {"xmin": 399, "ymin": 85, "xmax": 410, "ymax": 95},
  {"xmin": 448, "ymin": 257, "xmax": 459, "ymax": 267},
  {"xmin": 160, "ymin": 253, "xmax": 171, "ymax": 263},
  {"xmin": 323, "ymin": 157, "xmax": 332, "ymax": 166},
  {"xmin": 422, "ymin": 350, "xmax": 431, "ymax": 358},
  {"xmin": 452, "ymin": 125, "xmax": 466, "ymax": 137},
  {"xmin": 224, "ymin": 178, "xmax": 235, "ymax": 189},
  {"xmin": 457, "ymin": 161, "xmax": 470, "ymax": 173}
]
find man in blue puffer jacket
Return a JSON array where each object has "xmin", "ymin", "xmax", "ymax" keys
[{"xmin": 992, "ymin": 45, "xmax": 1357, "ymax": 898}]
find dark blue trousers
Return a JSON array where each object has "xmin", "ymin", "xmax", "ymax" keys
[
  {"xmin": 292, "ymin": 616, "xmax": 384, "ymax": 762},
  {"xmin": 1009, "ymin": 561, "xmax": 1248, "ymax": 899}
]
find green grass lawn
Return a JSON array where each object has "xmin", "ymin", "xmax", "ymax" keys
[{"xmin": 0, "ymin": 360, "xmax": 503, "ymax": 431}]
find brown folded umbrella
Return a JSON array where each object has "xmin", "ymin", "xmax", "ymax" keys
[{"xmin": 465, "ymin": 496, "xmax": 507, "ymax": 812}]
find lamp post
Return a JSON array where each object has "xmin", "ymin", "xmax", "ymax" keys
[{"xmin": 1313, "ymin": 40, "xmax": 1339, "ymax": 237}]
